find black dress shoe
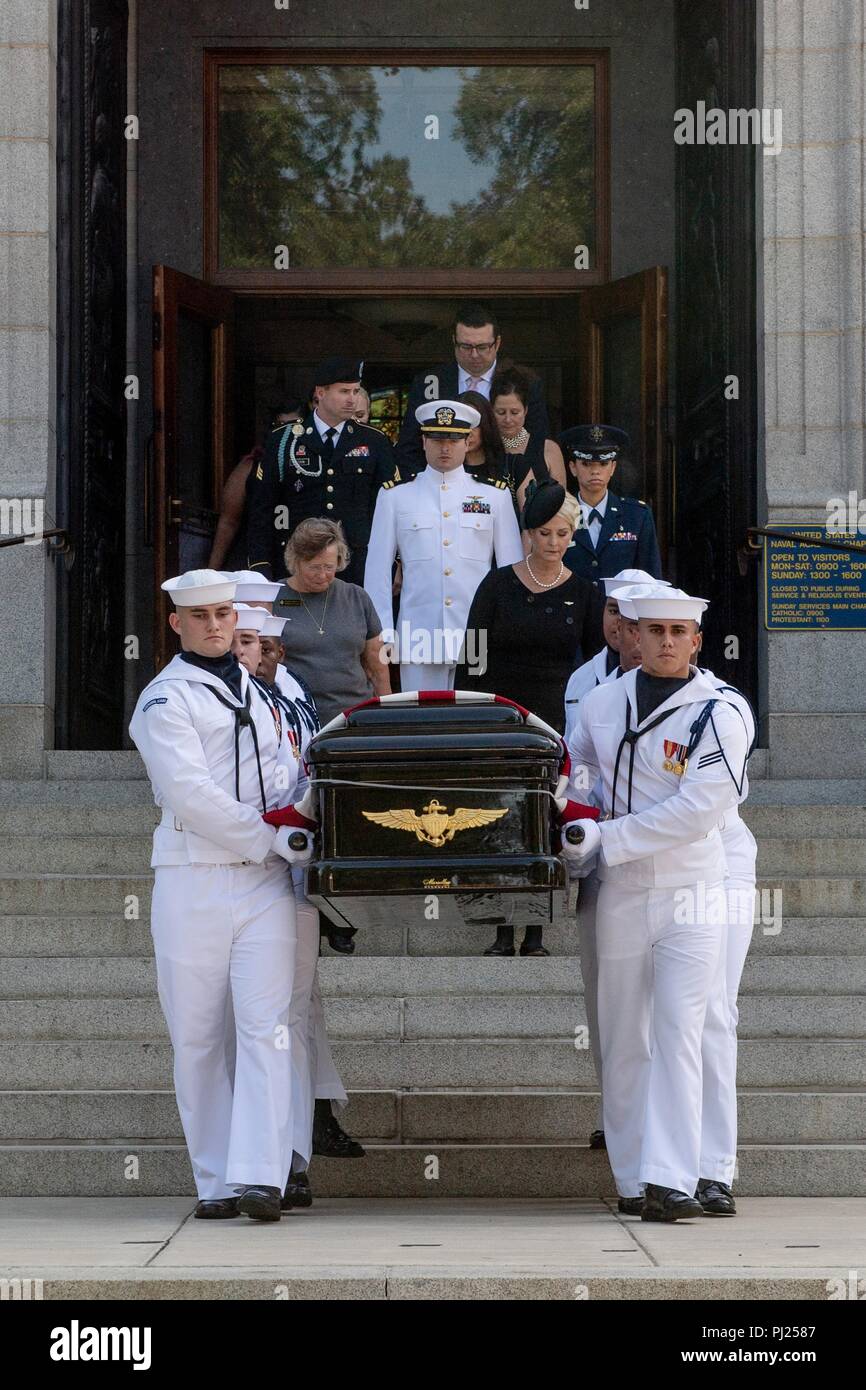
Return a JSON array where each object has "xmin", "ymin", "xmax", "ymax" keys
[
  {"xmin": 696, "ymin": 1179, "xmax": 737, "ymax": 1216},
  {"xmin": 236, "ymin": 1185, "xmax": 282, "ymax": 1221},
  {"xmin": 589, "ymin": 1130, "xmax": 607, "ymax": 1150},
  {"xmin": 483, "ymin": 942, "xmax": 515, "ymax": 956},
  {"xmin": 617, "ymin": 1196, "xmax": 645, "ymax": 1216},
  {"xmin": 324, "ymin": 926, "xmax": 357, "ymax": 955},
  {"xmin": 281, "ymin": 1171, "xmax": 313, "ymax": 1211},
  {"xmin": 193, "ymin": 1198, "xmax": 239, "ymax": 1219},
  {"xmin": 312, "ymin": 1110, "xmax": 366, "ymax": 1159},
  {"xmin": 519, "ymin": 942, "xmax": 550, "ymax": 957},
  {"xmin": 641, "ymin": 1184, "xmax": 704, "ymax": 1222}
]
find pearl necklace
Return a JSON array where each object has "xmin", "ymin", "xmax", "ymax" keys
[
  {"xmin": 525, "ymin": 556, "xmax": 565, "ymax": 589},
  {"xmin": 502, "ymin": 427, "xmax": 529, "ymax": 451}
]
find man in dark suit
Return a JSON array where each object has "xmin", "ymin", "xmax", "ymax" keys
[
  {"xmin": 559, "ymin": 425, "xmax": 662, "ymax": 588},
  {"xmin": 395, "ymin": 302, "xmax": 549, "ymax": 476},
  {"xmin": 246, "ymin": 357, "xmax": 397, "ymax": 585}
]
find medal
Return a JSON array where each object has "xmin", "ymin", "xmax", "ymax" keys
[{"xmin": 663, "ymin": 740, "xmax": 689, "ymax": 776}]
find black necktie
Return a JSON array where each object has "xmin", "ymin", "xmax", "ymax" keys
[
  {"xmin": 588, "ymin": 508, "xmax": 603, "ymax": 527},
  {"xmin": 322, "ymin": 427, "xmax": 336, "ymax": 464}
]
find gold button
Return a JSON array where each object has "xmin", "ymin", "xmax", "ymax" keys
[
  {"xmin": 443, "ymin": 511, "xmax": 451, "ymax": 517},
  {"xmin": 444, "ymin": 568, "xmax": 452, "ymax": 576},
  {"xmin": 443, "ymin": 539, "xmax": 451, "ymax": 546},
  {"xmin": 445, "ymin": 598, "xmax": 452, "ymax": 606},
  {"xmin": 327, "ymin": 468, "xmax": 334, "ymax": 476},
  {"xmin": 326, "ymin": 485, "xmax": 334, "ymax": 493},
  {"xmin": 326, "ymin": 502, "xmax": 334, "ymax": 510}
]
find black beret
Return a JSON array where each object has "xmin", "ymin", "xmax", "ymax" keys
[
  {"xmin": 560, "ymin": 424, "xmax": 630, "ymax": 461},
  {"xmin": 313, "ymin": 357, "xmax": 364, "ymax": 387},
  {"xmin": 521, "ymin": 479, "xmax": 567, "ymax": 530}
]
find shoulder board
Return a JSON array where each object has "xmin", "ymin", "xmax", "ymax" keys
[
  {"xmin": 357, "ymin": 421, "xmax": 388, "ymax": 437},
  {"xmin": 382, "ymin": 476, "xmax": 407, "ymax": 490},
  {"xmin": 477, "ymin": 476, "xmax": 508, "ymax": 489}
]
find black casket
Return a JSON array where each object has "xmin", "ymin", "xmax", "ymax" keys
[{"xmin": 305, "ymin": 694, "xmax": 569, "ymax": 934}]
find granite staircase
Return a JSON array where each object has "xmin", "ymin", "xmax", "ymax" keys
[{"xmin": 0, "ymin": 751, "xmax": 863, "ymax": 1197}]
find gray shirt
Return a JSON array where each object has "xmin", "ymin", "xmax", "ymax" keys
[{"xmin": 275, "ymin": 577, "xmax": 382, "ymax": 725}]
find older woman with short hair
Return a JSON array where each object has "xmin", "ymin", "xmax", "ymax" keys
[{"xmin": 277, "ymin": 517, "xmax": 390, "ymax": 726}]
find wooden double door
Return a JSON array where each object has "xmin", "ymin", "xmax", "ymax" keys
[{"xmin": 151, "ymin": 264, "xmax": 669, "ymax": 668}]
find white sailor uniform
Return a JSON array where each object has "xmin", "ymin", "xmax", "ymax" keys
[
  {"xmin": 364, "ymin": 463, "xmax": 523, "ymax": 691},
  {"xmin": 567, "ymin": 668, "xmax": 750, "ymax": 1198},
  {"xmin": 130, "ymin": 655, "xmax": 303, "ymax": 1198},
  {"xmin": 269, "ymin": 665, "xmax": 348, "ymax": 1166},
  {"xmin": 697, "ymin": 668, "xmax": 758, "ymax": 1186}
]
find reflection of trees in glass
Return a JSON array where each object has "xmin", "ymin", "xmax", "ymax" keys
[{"xmin": 218, "ymin": 65, "xmax": 594, "ymax": 270}]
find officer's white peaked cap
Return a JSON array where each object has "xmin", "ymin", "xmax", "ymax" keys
[
  {"xmin": 221, "ymin": 571, "xmax": 283, "ymax": 603},
  {"xmin": 607, "ymin": 582, "xmax": 662, "ymax": 620},
  {"xmin": 233, "ymin": 603, "xmax": 268, "ymax": 633},
  {"xmin": 630, "ymin": 587, "xmax": 709, "ymax": 622},
  {"xmin": 602, "ymin": 569, "xmax": 672, "ymax": 595},
  {"xmin": 161, "ymin": 569, "xmax": 237, "ymax": 606},
  {"xmin": 415, "ymin": 399, "xmax": 481, "ymax": 433}
]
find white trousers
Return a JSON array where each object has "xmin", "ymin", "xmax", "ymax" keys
[
  {"xmin": 151, "ymin": 860, "xmax": 296, "ymax": 1198},
  {"xmin": 699, "ymin": 879, "xmax": 756, "ymax": 1184},
  {"xmin": 289, "ymin": 892, "xmax": 348, "ymax": 1169},
  {"xmin": 576, "ymin": 871, "xmax": 603, "ymax": 1131},
  {"xmin": 399, "ymin": 662, "xmax": 455, "ymax": 692},
  {"xmin": 596, "ymin": 879, "xmax": 724, "ymax": 1197}
]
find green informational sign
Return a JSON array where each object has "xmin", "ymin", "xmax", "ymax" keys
[{"xmin": 764, "ymin": 523, "xmax": 866, "ymax": 630}]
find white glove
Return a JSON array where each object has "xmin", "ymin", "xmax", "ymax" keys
[
  {"xmin": 560, "ymin": 818, "xmax": 601, "ymax": 869},
  {"xmin": 273, "ymin": 825, "xmax": 314, "ymax": 865}
]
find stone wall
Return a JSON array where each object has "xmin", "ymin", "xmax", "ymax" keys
[
  {"xmin": 0, "ymin": 1, "xmax": 57, "ymax": 775},
  {"xmin": 762, "ymin": 0, "xmax": 866, "ymax": 774}
]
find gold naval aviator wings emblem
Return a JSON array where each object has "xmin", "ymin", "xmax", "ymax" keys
[{"xmin": 363, "ymin": 799, "xmax": 507, "ymax": 848}]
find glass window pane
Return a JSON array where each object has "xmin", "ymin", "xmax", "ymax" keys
[{"xmin": 218, "ymin": 63, "xmax": 596, "ymax": 271}]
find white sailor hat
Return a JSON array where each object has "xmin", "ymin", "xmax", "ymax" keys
[
  {"xmin": 602, "ymin": 569, "xmax": 671, "ymax": 595},
  {"xmin": 415, "ymin": 399, "xmax": 480, "ymax": 435},
  {"xmin": 607, "ymin": 582, "xmax": 660, "ymax": 621},
  {"xmin": 221, "ymin": 570, "xmax": 283, "ymax": 603},
  {"xmin": 161, "ymin": 569, "xmax": 237, "ymax": 607},
  {"xmin": 233, "ymin": 603, "xmax": 268, "ymax": 633},
  {"xmin": 259, "ymin": 614, "xmax": 287, "ymax": 638},
  {"xmin": 630, "ymin": 587, "xmax": 709, "ymax": 623}
]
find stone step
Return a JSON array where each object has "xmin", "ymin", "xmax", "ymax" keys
[
  {"xmin": 1, "ymin": 1088, "xmax": 863, "ymax": 1145},
  {"xmin": 2, "ymin": 913, "xmax": 862, "ymax": 958},
  {"xmin": 1, "ymin": 829, "xmax": 863, "ymax": 876},
  {"xmin": 0, "ymin": 1140, "xmax": 860, "ymax": 1198},
  {"xmin": 3, "ymin": 871, "xmax": 863, "ymax": 918},
  {"xmin": 0, "ymin": 1039, "xmax": 862, "ymax": 1089},
  {"xmin": 2, "ymin": 953, "xmax": 864, "ymax": 998},
  {"xmin": 756, "ymin": 838, "xmax": 866, "ymax": 875},
  {"xmin": 1, "ymin": 993, "xmax": 861, "ymax": 1042},
  {"xmin": 44, "ymin": 751, "xmax": 147, "ymax": 781},
  {"xmin": 741, "ymin": 805, "xmax": 866, "ymax": 837}
]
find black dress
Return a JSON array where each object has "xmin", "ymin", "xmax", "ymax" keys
[{"xmin": 456, "ymin": 565, "xmax": 604, "ymax": 733}]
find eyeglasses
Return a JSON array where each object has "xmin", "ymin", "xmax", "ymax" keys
[{"xmin": 454, "ymin": 340, "xmax": 497, "ymax": 354}]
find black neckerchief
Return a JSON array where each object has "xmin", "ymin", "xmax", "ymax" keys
[
  {"xmin": 180, "ymin": 649, "xmax": 243, "ymax": 703},
  {"xmin": 636, "ymin": 669, "xmax": 693, "ymax": 725}
]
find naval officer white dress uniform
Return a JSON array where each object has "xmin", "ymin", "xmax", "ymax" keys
[
  {"xmin": 565, "ymin": 595, "xmax": 750, "ymax": 1201},
  {"xmin": 365, "ymin": 401, "xmax": 523, "ymax": 691},
  {"xmin": 130, "ymin": 572, "xmax": 306, "ymax": 1201}
]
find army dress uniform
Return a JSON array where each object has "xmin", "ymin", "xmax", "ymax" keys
[
  {"xmin": 246, "ymin": 397, "xmax": 396, "ymax": 586},
  {"xmin": 365, "ymin": 401, "xmax": 523, "ymax": 691}
]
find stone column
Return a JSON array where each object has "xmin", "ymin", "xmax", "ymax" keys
[
  {"xmin": 762, "ymin": 0, "xmax": 866, "ymax": 774},
  {"xmin": 0, "ymin": 0, "xmax": 57, "ymax": 776}
]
